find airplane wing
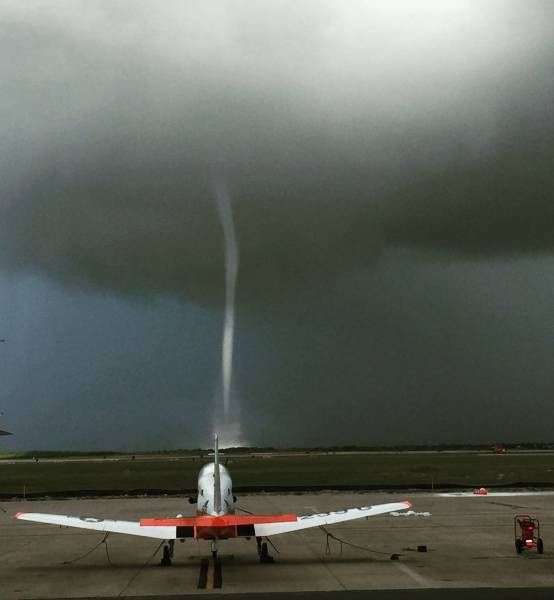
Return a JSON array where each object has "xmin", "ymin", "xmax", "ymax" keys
[
  {"xmin": 15, "ymin": 512, "xmax": 299, "ymax": 539},
  {"xmin": 253, "ymin": 501, "xmax": 412, "ymax": 537},
  {"xmin": 15, "ymin": 512, "xmax": 177, "ymax": 539},
  {"xmin": 15, "ymin": 501, "xmax": 411, "ymax": 539}
]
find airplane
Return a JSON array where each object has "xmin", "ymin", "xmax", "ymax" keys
[{"xmin": 15, "ymin": 435, "xmax": 412, "ymax": 566}]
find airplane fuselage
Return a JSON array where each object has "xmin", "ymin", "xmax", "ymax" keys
[{"xmin": 197, "ymin": 462, "xmax": 234, "ymax": 516}]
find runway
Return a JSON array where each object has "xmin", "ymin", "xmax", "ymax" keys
[{"xmin": 2, "ymin": 491, "xmax": 554, "ymax": 598}]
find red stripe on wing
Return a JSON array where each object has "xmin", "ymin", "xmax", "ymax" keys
[{"xmin": 140, "ymin": 514, "xmax": 297, "ymax": 527}]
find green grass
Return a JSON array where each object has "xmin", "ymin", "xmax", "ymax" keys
[
  {"xmin": 1, "ymin": 453, "xmax": 554, "ymax": 496},
  {"xmin": 0, "ymin": 451, "xmax": 122, "ymax": 460}
]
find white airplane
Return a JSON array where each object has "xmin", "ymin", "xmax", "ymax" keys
[{"xmin": 15, "ymin": 435, "xmax": 411, "ymax": 566}]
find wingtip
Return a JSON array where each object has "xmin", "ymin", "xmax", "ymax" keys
[
  {"xmin": 15, "ymin": 512, "xmax": 25, "ymax": 519},
  {"xmin": 404, "ymin": 500, "xmax": 413, "ymax": 509}
]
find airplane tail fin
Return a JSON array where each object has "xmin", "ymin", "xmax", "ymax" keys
[{"xmin": 213, "ymin": 433, "xmax": 222, "ymax": 513}]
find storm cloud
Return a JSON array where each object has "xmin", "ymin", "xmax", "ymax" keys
[
  {"xmin": 2, "ymin": 0, "xmax": 554, "ymax": 305},
  {"xmin": 2, "ymin": 1, "xmax": 554, "ymax": 449}
]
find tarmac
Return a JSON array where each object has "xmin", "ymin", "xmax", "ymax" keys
[{"xmin": 2, "ymin": 491, "xmax": 554, "ymax": 599}]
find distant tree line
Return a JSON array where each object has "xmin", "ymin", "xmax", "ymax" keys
[{"xmin": 4, "ymin": 441, "xmax": 554, "ymax": 460}]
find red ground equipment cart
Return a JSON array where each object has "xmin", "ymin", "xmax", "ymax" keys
[{"xmin": 514, "ymin": 514, "xmax": 544, "ymax": 554}]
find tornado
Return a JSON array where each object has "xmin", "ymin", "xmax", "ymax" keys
[{"xmin": 213, "ymin": 180, "xmax": 240, "ymax": 418}]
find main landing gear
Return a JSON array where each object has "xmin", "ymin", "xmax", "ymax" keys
[
  {"xmin": 211, "ymin": 540, "xmax": 219, "ymax": 560},
  {"xmin": 256, "ymin": 536, "xmax": 274, "ymax": 564},
  {"xmin": 160, "ymin": 540, "xmax": 175, "ymax": 567}
]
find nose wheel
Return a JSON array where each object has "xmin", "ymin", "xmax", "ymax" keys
[{"xmin": 211, "ymin": 540, "xmax": 218, "ymax": 560}]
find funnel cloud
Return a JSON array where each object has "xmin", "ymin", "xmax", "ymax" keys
[{"xmin": 213, "ymin": 180, "xmax": 240, "ymax": 417}]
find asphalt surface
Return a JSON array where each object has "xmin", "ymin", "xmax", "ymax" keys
[
  {"xmin": 2, "ymin": 491, "xmax": 554, "ymax": 598},
  {"xmin": 26, "ymin": 590, "xmax": 554, "ymax": 599}
]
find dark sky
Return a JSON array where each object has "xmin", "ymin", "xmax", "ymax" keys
[{"xmin": 1, "ymin": 1, "xmax": 554, "ymax": 450}]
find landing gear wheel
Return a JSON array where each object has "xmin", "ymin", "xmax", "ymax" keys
[
  {"xmin": 515, "ymin": 539, "xmax": 523, "ymax": 554},
  {"xmin": 259, "ymin": 541, "xmax": 274, "ymax": 564},
  {"xmin": 160, "ymin": 544, "xmax": 172, "ymax": 567},
  {"xmin": 256, "ymin": 536, "xmax": 274, "ymax": 563},
  {"xmin": 538, "ymin": 538, "xmax": 544, "ymax": 554}
]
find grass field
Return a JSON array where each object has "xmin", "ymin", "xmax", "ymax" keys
[{"xmin": 1, "ymin": 452, "xmax": 554, "ymax": 496}]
